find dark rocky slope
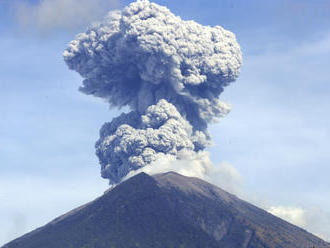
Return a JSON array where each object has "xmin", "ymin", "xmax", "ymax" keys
[{"xmin": 3, "ymin": 172, "xmax": 330, "ymax": 248}]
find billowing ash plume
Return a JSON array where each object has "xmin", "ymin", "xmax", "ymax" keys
[{"xmin": 63, "ymin": 0, "xmax": 242, "ymax": 184}]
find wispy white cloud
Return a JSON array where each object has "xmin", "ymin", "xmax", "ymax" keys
[
  {"xmin": 268, "ymin": 206, "xmax": 306, "ymax": 227},
  {"xmin": 268, "ymin": 205, "xmax": 330, "ymax": 242},
  {"xmin": 13, "ymin": 0, "xmax": 119, "ymax": 33},
  {"xmin": 209, "ymin": 162, "xmax": 242, "ymax": 195}
]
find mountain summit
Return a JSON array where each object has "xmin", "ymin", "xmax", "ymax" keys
[{"xmin": 3, "ymin": 172, "xmax": 330, "ymax": 248}]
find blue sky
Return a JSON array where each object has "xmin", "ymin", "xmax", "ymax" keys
[{"xmin": 1, "ymin": 0, "xmax": 330, "ymax": 244}]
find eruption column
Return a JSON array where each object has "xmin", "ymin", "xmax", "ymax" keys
[{"xmin": 63, "ymin": 0, "xmax": 242, "ymax": 184}]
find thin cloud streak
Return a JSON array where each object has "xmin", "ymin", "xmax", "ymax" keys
[{"xmin": 13, "ymin": 0, "xmax": 119, "ymax": 34}]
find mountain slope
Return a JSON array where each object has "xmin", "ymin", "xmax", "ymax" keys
[{"xmin": 3, "ymin": 172, "xmax": 330, "ymax": 248}]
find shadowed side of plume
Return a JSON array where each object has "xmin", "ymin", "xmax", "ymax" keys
[{"xmin": 3, "ymin": 172, "xmax": 330, "ymax": 248}]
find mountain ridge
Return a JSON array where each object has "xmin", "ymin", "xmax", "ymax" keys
[{"xmin": 3, "ymin": 172, "xmax": 330, "ymax": 248}]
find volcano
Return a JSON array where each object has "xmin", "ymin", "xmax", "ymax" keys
[{"xmin": 2, "ymin": 172, "xmax": 330, "ymax": 248}]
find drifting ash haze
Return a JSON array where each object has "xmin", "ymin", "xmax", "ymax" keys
[{"xmin": 64, "ymin": 0, "xmax": 242, "ymax": 184}]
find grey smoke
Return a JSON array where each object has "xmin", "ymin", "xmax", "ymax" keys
[
  {"xmin": 96, "ymin": 100, "xmax": 210, "ymax": 183},
  {"xmin": 64, "ymin": 0, "xmax": 242, "ymax": 184}
]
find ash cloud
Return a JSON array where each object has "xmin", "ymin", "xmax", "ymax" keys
[
  {"xmin": 64, "ymin": 0, "xmax": 242, "ymax": 184},
  {"xmin": 96, "ymin": 100, "xmax": 209, "ymax": 183}
]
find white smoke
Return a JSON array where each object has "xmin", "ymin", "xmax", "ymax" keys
[
  {"xmin": 124, "ymin": 152, "xmax": 242, "ymax": 196},
  {"xmin": 64, "ymin": 0, "xmax": 242, "ymax": 184},
  {"xmin": 125, "ymin": 150, "xmax": 213, "ymax": 180}
]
